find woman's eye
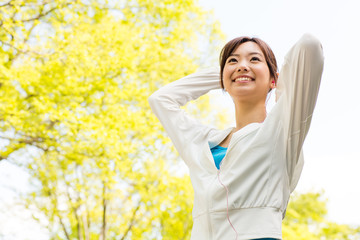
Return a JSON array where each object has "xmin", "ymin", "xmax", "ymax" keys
[
  {"xmin": 228, "ymin": 58, "xmax": 237, "ymax": 63},
  {"xmin": 251, "ymin": 57, "xmax": 260, "ymax": 61}
]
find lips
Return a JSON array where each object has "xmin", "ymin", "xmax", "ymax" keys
[{"xmin": 233, "ymin": 75, "xmax": 254, "ymax": 82}]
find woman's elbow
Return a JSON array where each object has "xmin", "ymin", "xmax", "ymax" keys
[{"xmin": 298, "ymin": 33, "xmax": 324, "ymax": 60}]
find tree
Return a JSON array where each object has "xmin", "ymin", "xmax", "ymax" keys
[
  {"xmin": 283, "ymin": 192, "xmax": 360, "ymax": 240},
  {"xmin": 0, "ymin": 0, "xmax": 223, "ymax": 239}
]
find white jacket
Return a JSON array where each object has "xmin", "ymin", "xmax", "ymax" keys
[{"xmin": 148, "ymin": 34, "xmax": 324, "ymax": 240}]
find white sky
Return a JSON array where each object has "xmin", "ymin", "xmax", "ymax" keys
[{"xmin": 199, "ymin": 0, "xmax": 360, "ymax": 225}]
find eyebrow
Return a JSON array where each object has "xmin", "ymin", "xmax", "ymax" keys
[{"xmin": 229, "ymin": 52, "xmax": 263, "ymax": 57}]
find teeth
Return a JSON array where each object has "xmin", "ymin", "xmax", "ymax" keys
[{"xmin": 235, "ymin": 77, "xmax": 252, "ymax": 82}]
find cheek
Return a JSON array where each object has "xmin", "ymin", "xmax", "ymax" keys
[
  {"xmin": 255, "ymin": 65, "xmax": 271, "ymax": 79},
  {"xmin": 222, "ymin": 68, "xmax": 232, "ymax": 88},
  {"xmin": 223, "ymin": 66, "xmax": 234, "ymax": 80}
]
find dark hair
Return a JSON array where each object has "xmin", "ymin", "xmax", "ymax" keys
[{"xmin": 219, "ymin": 37, "xmax": 278, "ymax": 89}]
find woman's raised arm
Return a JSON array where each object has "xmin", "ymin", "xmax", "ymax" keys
[
  {"xmin": 276, "ymin": 33, "xmax": 324, "ymax": 190},
  {"xmin": 148, "ymin": 67, "xmax": 221, "ymax": 166}
]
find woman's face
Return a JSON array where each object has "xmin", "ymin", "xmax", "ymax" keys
[{"xmin": 222, "ymin": 41, "xmax": 274, "ymax": 102}]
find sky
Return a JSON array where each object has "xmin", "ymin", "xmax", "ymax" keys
[{"xmin": 199, "ymin": 0, "xmax": 360, "ymax": 225}]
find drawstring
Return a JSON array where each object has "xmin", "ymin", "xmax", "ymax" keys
[{"xmin": 217, "ymin": 170, "xmax": 238, "ymax": 240}]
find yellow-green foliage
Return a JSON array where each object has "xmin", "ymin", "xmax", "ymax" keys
[
  {"xmin": 283, "ymin": 192, "xmax": 360, "ymax": 239},
  {"xmin": 0, "ymin": 0, "xmax": 222, "ymax": 239}
]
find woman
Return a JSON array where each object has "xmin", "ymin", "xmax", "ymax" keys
[{"xmin": 148, "ymin": 34, "xmax": 324, "ymax": 240}]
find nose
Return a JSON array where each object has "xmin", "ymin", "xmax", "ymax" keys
[{"xmin": 236, "ymin": 61, "xmax": 249, "ymax": 72}]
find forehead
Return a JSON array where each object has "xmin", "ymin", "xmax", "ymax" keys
[{"xmin": 231, "ymin": 41, "xmax": 264, "ymax": 56}]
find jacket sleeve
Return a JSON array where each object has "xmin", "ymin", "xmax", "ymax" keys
[
  {"xmin": 275, "ymin": 34, "xmax": 324, "ymax": 190},
  {"xmin": 148, "ymin": 67, "xmax": 221, "ymax": 166}
]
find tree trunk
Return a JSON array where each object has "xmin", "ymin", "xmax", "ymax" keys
[{"xmin": 100, "ymin": 184, "xmax": 107, "ymax": 240}]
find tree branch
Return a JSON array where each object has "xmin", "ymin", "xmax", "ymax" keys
[
  {"xmin": 82, "ymin": 207, "xmax": 90, "ymax": 240},
  {"xmin": 0, "ymin": 40, "xmax": 25, "ymax": 54},
  {"xmin": 0, "ymin": 1, "xmax": 12, "ymax": 8},
  {"xmin": 0, "ymin": 39, "xmax": 43, "ymax": 58},
  {"xmin": 120, "ymin": 202, "xmax": 141, "ymax": 240},
  {"xmin": 45, "ymin": 184, "xmax": 71, "ymax": 240},
  {"xmin": 59, "ymin": 216, "xmax": 71, "ymax": 240},
  {"xmin": 0, "ymin": 134, "xmax": 48, "ymax": 152},
  {"xmin": 21, "ymin": 0, "xmax": 74, "ymax": 23},
  {"xmin": 1, "ymin": 24, "xmax": 15, "ymax": 41},
  {"xmin": 21, "ymin": 5, "xmax": 58, "ymax": 22},
  {"xmin": 100, "ymin": 183, "xmax": 107, "ymax": 240},
  {"xmin": 65, "ymin": 182, "xmax": 83, "ymax": 240}
]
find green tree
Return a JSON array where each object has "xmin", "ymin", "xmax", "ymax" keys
[
  {"xmin": 283, "ymin": 192, "xmax": 360, "ymax": 240},
  {"xmin": 0, "ymin": 0, "xmax": 223, "ymax": 239}
]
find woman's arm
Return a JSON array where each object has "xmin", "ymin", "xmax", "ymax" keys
[
  {"xmin": 276, "ymin": 34, "xmax": 324, "ymax": 185},
  {"xmin": 148, "ymin": 67, "xmax": 221, "ymax": 166}
]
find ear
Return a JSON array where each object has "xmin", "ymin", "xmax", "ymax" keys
[
  {"xmin": 269, "ymin": 77, "xmax": 276, "ymax": 89},
  {"xmin": 271, "ymin": 80, "xmax": 276, "ymax": 88},
  {"xmin": 272, "ymin": 73, "xmax": 279, "ymax": 88}
]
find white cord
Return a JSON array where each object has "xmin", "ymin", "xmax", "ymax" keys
[{"xmin": 217, "ymin": 170, "xmax": 238, "ymax": 240}]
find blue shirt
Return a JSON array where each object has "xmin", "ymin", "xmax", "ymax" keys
[{"xmin": 210, "ymin": 145, "xmax": 227, "ymax": 169}]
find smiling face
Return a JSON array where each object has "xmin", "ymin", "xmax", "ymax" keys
[{"xmin": 222, "ymin": 41, "xmax": 274, "ymax": 102}]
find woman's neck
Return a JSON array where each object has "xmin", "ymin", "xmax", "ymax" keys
[{"xmin": 233, "ymin": 101, "xmax": 267, "ymax": 131}]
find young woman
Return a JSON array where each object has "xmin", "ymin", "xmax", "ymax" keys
[{"xmin": 148, "ymin": 34, "xmax": 324, "ymax": 240}]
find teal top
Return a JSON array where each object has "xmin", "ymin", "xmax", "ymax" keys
[{"xmin": 210, "ymin": 145, "xmax": 227, "ymax": 169}]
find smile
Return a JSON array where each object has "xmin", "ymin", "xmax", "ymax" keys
[{"xmin": 234, "ymin": 77, "xmax": 254, "ymax": 82}]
